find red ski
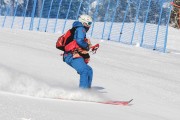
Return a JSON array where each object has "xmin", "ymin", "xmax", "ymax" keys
[
  {"xmin": 57, "ymin": 97, "xmax": 133, "ymax": 106},
  {"xmin": 98, "ymin": 99, "xmax": 133, "ymax": 106}
]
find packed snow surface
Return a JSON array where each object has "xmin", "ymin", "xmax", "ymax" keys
[{"xmin": 0, "ymin": 27, "xmax": 180, "ymax": 120}]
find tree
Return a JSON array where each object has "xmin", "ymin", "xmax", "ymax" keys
[{"xmin": 170, "ymin": 0, "xmax": 180, "ymax": 28}]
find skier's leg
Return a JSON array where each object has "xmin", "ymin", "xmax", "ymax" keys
[
  {"xmin": 79, "ymin": 67, "xmax": 89, "ymax": 88},
  {"xmin": 63, "ymin": 53, "xmax": 73, "ymax": 67},
  {"xmin": 87, "ymin": 65, "xmax": 93, "ymax": 88},
  {"xmin": 64, "ymin": 54, "xmax": 93, "ymax": 88},
  {"xmin": 70, "ymin": 57, "xmax": 91, "ymax": 88}
]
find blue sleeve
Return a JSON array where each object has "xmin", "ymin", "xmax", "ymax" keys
[{"xmin": 74, "ymin": 27, "xmax": 89, "ymax": 50}]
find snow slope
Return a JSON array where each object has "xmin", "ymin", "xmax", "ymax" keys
[{"xmin": 0, "ymin": 27, "xmax": 180, "ymax": 120}]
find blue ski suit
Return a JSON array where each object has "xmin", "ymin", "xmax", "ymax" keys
[{"xmin": 63, "ymin": 21, "xmax": 93, "ymax": 89}]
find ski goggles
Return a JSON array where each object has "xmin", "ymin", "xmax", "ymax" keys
[
  {"xmin": 87, "ymin": 22, "xmax": 92, "ymax": 26},
  {"xmin": 84, "ymin": 22, "xmax": 92, "ymax": 27}
]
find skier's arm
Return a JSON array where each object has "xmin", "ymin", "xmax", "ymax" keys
[{"xmin": 75, "ymin": 27, "xmax": 89, "ymax": 50}]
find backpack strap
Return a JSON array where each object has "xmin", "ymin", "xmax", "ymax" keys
[{"xmin": 64, "ymin": 27, "xmax": 77, "ymax": 45}]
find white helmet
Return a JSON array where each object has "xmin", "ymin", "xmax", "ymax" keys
[{"xmin": 78, "ymin": 14, "xmax": 92, "ymax": 27}]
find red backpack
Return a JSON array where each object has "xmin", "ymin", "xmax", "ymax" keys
[{"xmin": 56, "ymin": 27, "xmax": 79, "ymax": 52}]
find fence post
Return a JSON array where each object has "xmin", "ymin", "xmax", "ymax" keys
[
  {"xmin": 108, "ymin": 0, "xmax": 120, "ymax": 40},
  {"xmin": 90, "ymin": 0, "xmax": 100, "ymax": 37},
  {"xmin": 140, "ymin": 0, "xmax": 151, "ymax": 47},
  {"xmin": 37, "ymin": 0, "xmax": 45, "ymax": 31},
  {"xmin": 87, "ymin": 0, "xmax": 90, "ymax": 15},
  {"xmin": 164, "ymin": 2, "xmax": 173, "ymax": 53},
  {"xmin": 154, "ymin": 1, "xmax": 163, "ymax": 50},
  {"xmin": 101, "ymin": 0, "xmax": 110, "ymax": 39},
  {"xmin": 75, "ymin": 0, "xmax": 83, "ymax": 20},
  {"xmin": 29, "ymin": 0, "xmax": 37, "ymax": 30},
  {"xmin": 119, "ymin": 0, "xmax": 130, "ymax": 42},
  {"xmin": 130, "ymin": 0, "xmax": 142, "ymax": 45},
  {"xmin": 45, "ymin": 0, "xmax": 54, "ymax": 32},
  {"xmin": 21, "ymin": 0, "xmax": 29, "ymax": 29},
  {"xmin": 11, "ymin": 0, "xmax": 19, "ymax": 29},
  {"xmin": 2, "ymin": 3, "xmax": 10, "ymax": 28},
  {"xmin": 53, "ymin": 0, "xmax": 63, "ymax": 33},
  {"xmin": 62, "ymin": 0, "xmax": 73, "ymax": 34}
]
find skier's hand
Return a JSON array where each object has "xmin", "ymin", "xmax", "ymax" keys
[
  {"xmin": 84, "ymin": 38, "xmax": 91, "ymax": 44},
  {"xmin": 85, "ymin": 38, "xmax": 92, "ymax": 50}
]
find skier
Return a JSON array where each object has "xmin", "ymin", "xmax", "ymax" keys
[{"xmin": 63, "ymin": 14, "xmax": 96, "ymax": 89}]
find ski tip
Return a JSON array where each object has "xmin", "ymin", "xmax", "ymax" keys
[
  {"xmin": 98, "ymin": 99, "xmax": 134, "ymax": 106},
  {"xmin": 129, "ymin": 99, "xmax": 133, "ymax": 103}
]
